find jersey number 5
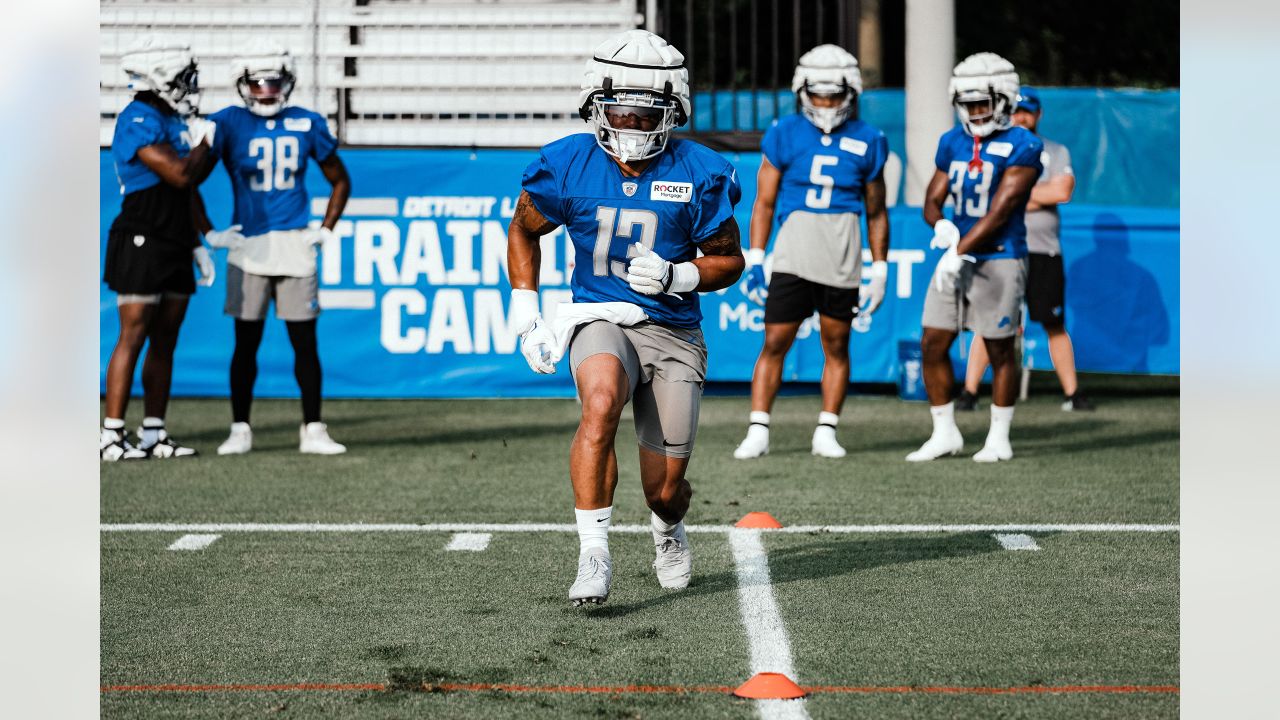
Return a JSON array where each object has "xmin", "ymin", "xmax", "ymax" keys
[
  {"xmin": 947, "ymin": 160, "xmax": 994, "ymax": 217},
  {"xmin": 248, "ymin": 136, "xmax": 300, "ymax": 192},
  {"xmin": 804, "ymin": 155, "xmax": 839, "ymax": 209},
  {"xmin": 593, "ymin": 207, "xmax": 658, "ymax": 278}
]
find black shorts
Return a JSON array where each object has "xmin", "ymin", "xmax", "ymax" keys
[
  {"xmin": 103, "ymin": 229, "xmax": 196, "ymax": 296},
  {"xmin": 1027, "ymin": 253, "xmax": 1066, "ymax": 326},
  {"xmin": 763, "ymin": 272, "xmax": 860, "ymax": 323}
]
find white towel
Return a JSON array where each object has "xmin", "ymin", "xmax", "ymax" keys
[{"xmin": 546, "ymin": 301, "xmax": 649, "ymax": 363}]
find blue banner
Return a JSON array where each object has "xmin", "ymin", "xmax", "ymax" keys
[{"xmin": 101, "ymin": 145, "xmax": 1178, "ymax": 399}]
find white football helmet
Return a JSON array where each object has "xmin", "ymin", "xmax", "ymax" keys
[
  {"xmin": 578, "ymin": 30, "xmax": 690, "ymax": 163},
  {"xmin": 792, "ymin": 44, "xmax": 862, "ymax": 134},
  {"xmin": 949, "ymin": 52, "xmax": 1020, "ymax": 138},
  {"xmin": 232, "ymin": 42, "xmax": 297, "ymax": 117},
  {"xmin": 121, "ymin": 38, "xmax": 200, "ymax": 116}
]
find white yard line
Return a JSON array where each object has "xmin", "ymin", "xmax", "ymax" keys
[
  {"xmin": 993, "ymin": 533, "xmax": 1041, "ymax": 551},
  {"xmin": 167, "ymin": 534, "xmax": 221, "ymax": 551},
  {"xmin": 444, "ymin": 532, "xmax": 492, "ymax": 552},
  {"xmin": 729, "ymin": 528, "xmax": 810, "ymax": 720},
  {"xmin": 102, "ymin": 522, "xmax": 1178, "ymax": 534}
]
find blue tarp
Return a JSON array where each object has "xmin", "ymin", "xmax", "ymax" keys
[{"xmin": 100, "ymin": 144, "xmax": 1179, "ymax": 398}]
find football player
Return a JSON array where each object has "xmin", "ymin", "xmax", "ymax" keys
[
  {"xmin": 506, "ymin": 30, "xmax": 743, "ymax": 606},
  {"xmin": 102, "ymin": 38, "xmax": 218, "ymax": 461},
  {"xmin": 732, "ymin": 45, "xmax": 890, "ymax": 460},
  {"xmin": 196, "ymin": 43, "xmax": 351, "ymax": 455},
  {"xmin": 956, "ymin": 87, "xmax": 1093, "ymax": 412},
  {"xmin": 908, "ymin": 53, "xmax": 1043, "ymax": 463}
]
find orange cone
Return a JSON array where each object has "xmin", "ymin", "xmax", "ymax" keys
[
  {"xmin": 733, "ymin": 672, "xmax": 807, "ymax": 699},
  {"xmin": 735, "ymin": 512, "xmax": 783, "ymax": 529}
]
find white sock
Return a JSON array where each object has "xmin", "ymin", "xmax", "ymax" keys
[
  {"xmin": 651, "ymin": 511, "xmax": 677, "ymax": 536},
  {"xmin": 103, "ymin": 417, "xmax": 125, "ymax": 431},
  {"xmin": 749, "ymin": 411, "xmax": 770, "ymax": 429},
  {"xmin": 140, "ymin": 417, "xmax": 165, "ymax": 448},
  {"xmin": 575, "ymin": 506, "xmax": 612, "ymax": 556},
  {"xmin": 930, "ymin": 402, "xmax": 957, "ymax": 433},
  {"xmin": 817, "ymin": 411, "xmax": 839, "ymax": 429},
  {"xmin": 988, "ymin": 405, "xmax": 1014, "ymax": 443}
]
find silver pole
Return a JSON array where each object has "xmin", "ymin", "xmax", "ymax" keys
[
  {"xmin": 311, "ymin": 0, "xmax": 321, "ymax": 110},
  {"xmin": 904, "ymin": 0, "xmax": 954, "ymax": 206},
  {"xmin": 645, "ymin": 0, "xmax": 657, "ymax": 31}
]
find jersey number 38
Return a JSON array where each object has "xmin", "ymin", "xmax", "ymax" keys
[{"xmin": 248, "ymin": 136, "xmax": 300, "ymax": 192}]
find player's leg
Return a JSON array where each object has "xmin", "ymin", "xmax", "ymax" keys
[
  {"xmin": 736, "ymin": 272, "xmax": 809, "ymax": 459},
  {"xmin": 102, "ymin": 297, "xmax": 155, "ymax": 460},
  {"xmin": 565, "ymin": 321, "xmax": 641, "ymax": 606},
  {"xmin": 971, "ymin": 258, "xmax": 1028, "ymax": 462},
  {"xmin": 138, "ymin": 293, "xmax": 196, "ymax": 458},
  {"xmin": 630, "ymin": 325, "xmax": 706, "ymax": 591},
  {"xmin": 813, "ymin": 313, "xmax": 852, "ymax": 458},
  {"xmin": 276, "ymin": 273, "xmax": 343, "ymax": 453},
  {"xmin": 908, "ymin": 264, "xmax": 966, "ymax": 461},
  {"xmin": 958, "ymin": 334, "xmax": 987, "ymax": 410},
  {"xmin": 220, "ymin": 265, "xmax": 271, "ymax": 454}
]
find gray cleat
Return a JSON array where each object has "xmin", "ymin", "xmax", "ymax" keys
[
  {"xmin": 652, "ymin": 522, "xmax": 692, "ymax": 590},
  {"xmin": 569, "ymin": 547, "xmax": 612, "ymax": 606}
]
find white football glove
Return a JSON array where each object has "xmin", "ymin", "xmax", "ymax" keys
[
  {"xmin": 930, "ymin": 218, "xmax": 960, "ymax": 250},
  {"xmin": 204, "ymin": 224, "xmax": 245, "ymax": 250},
  {"xmin": 509, "ymin": 288, "xmax": 556, "ymax": 374},
  {"xmin": 185, "ymin": 117, "xmax": 216, "ymax": 147},
  {"xmin": 306, "ymin": 226, "xmax": 338, "ymax": 247},
  {"xmin": 859, "ymin": 260, "xmax": 888, "ymax": 316},
  {"xmin": 933, "ymin": 245, "xmax": 975, "ymax": 293},
  {"xmin": 192, "ymin": 245, "xmax": 216, "ymax": 287},
  {"xmin": 625, "ymin": 242, "xmax": 699, "ymax": 296}
]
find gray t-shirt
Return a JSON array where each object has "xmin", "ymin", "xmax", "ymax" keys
[
  {"xmin": 771, "ymin": 210, "xmax": 863, "ymax": 288},
  {"xmin": 1025, "ymin": 138, "xmax": 1073, "ymax": 256}
]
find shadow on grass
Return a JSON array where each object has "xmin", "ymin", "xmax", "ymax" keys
[{"xmin": 596, "ymin": 532, "xmax": 1024, "ymax": 619}]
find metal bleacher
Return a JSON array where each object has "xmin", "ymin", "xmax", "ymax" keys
[{"xmin": 100, "ymin": 0, "xmax": 639, "ymax": 147}]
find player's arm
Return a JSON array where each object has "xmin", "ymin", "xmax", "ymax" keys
[
  {"xmin": 864, "ymin": 176, "xmax": 889, "ymax": 263},
  {"xmin": 1026, "ymin": 173, "xmax": 1075, "ymax": 211},
  {"xmin": 955, "ymin": 166, "xmax": 1039, "ymax": 256},
  {"xmin": 318, "ymin": 153, "xmax": 351, "ymax": 230},
  {"xmin": 191, "ymin": 189, "xmax": 212, "ymax": 236},
  {"xmin": 507, "ymin": 190, "xmax": 557, "ymax": 291},
  {"xmin": 922, "ymin": 168, "xmax": 950, "ymax": 228},
  {"xmin": 136, "ymin": 141, "xmax": 214, "ymax": 190},
  {"xmin": 692, "ymin": 217, "xmax": 745, "ymax": 292},
  {"xmin": 749, "ymin": 158, "xmax": 781, "ymax": 253}
]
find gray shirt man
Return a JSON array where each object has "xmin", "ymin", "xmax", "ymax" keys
[{"xmin": 1025, "ymin": 138, "xmax": 1073, "ymax": 256}]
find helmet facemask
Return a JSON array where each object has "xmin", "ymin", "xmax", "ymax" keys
[
  {"xmin": 589, "ymin": 89, "xmax": 679, "ymax": 164},
  {"xmin": 237, "ymin": 69, "xmax": 296, "ymax": 117},
  {"xmin": 952, "ymin": 88, "xmax": 1013, "ymax": 138},
  {"xmin": 164, "ymin": 62, "xmax": 201, "ymax": 117},
  {"xmin": 798, "ymin": 81, "xmax": 855, "ymax": 134}
]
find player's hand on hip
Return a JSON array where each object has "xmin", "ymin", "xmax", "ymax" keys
[
  {"xmin": 204, "ymin": 225, "xmax": 245, "ymax": 250},
  {"xmin": 743, "ymin": 247, "xmax": 768, "ymax": 306},
  {"xmin": 933, "ymin": 245, "xmax": 974, "ymax": 292},
  {"xmin": 930, "ymin": 218, "xmax": 960, "ymax": 250},
  {"xmin": 859, "ymin": 260, "xmax": 888, "ymax": 316},
  {"xmin": 185, "ymin": 117, "xmax": 216, "ymax": 147},
  {"xmin": 306, "ymin": 226, "xmax": 338, "ymax": 247},
  {"xmin": 192, "ymin": 245, "xmax": 216, "ymax": 287}
]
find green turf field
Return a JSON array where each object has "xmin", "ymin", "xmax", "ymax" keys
[{"xmin": 101, "ymin": 374, "xmax": 1178, "ymax": 719}]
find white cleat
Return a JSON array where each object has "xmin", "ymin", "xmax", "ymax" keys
[
  {"xmin": 973, "ymin": 440, "xmax": 1013, "ymax": 463},
  {"xmin": 905, "ymin": 428, "xmax": 965, "ymax": 462},
  {"xmin": 569, "ymin": 547, "xmax": 612, "ymax": 606},
  {"xmin": 101, "ymin": 429, "xmax": 147, "ymax": 462},
  {"xmin": 217, "ymin": 422, "xmax": 253, "ymax": 455},
  {"xmin": 652, "ymin": 522, "xmax": 692, "ymax": 590},
  {"xmin": 811, "ymin": 426, "xmax": 847, "ymax": 458},
  {"xmin": 300, "ymin": 422, "xmax": 346, "ymax": 455},
  {"xmin": 141, "ymin": 428, "xmax": 198, "ymax": 458},
  {"xmin": 733, "ymin": 425, "xmax": 770, "ymax": 459}
]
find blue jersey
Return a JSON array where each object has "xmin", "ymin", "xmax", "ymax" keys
[
  {"xmin": 522, "ymin": 134, "xmax": 741, "ymax": 329},
  {"xmin": 112, "ymin": 98, "xmax": 192, "ymax": 196},
  {"xmin": 762, "ymin": 114, "xmax": 888, "ymax": 226},
  {"xmin": 934, "ymin": 125, "xmax": 1043, "ymax": 260},
  {"xmin": 208, "ymin": 105, "xmax": 338, "ymax": 237}
]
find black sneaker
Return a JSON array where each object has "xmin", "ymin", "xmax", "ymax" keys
[
  {"xmin": 1061, "ymin": 392, "xmax": 1095, "ymax": 412},
  {"xmin": 139, "ymin": 429, "xmax": 199, "ymax": 458},
  {"xmin": 954, "ymin": 389, "xmax": 980, "ymax": 411},
  {"xmin": 101, "ymin": 429, "xmax": 147, "ymax": 462}
]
